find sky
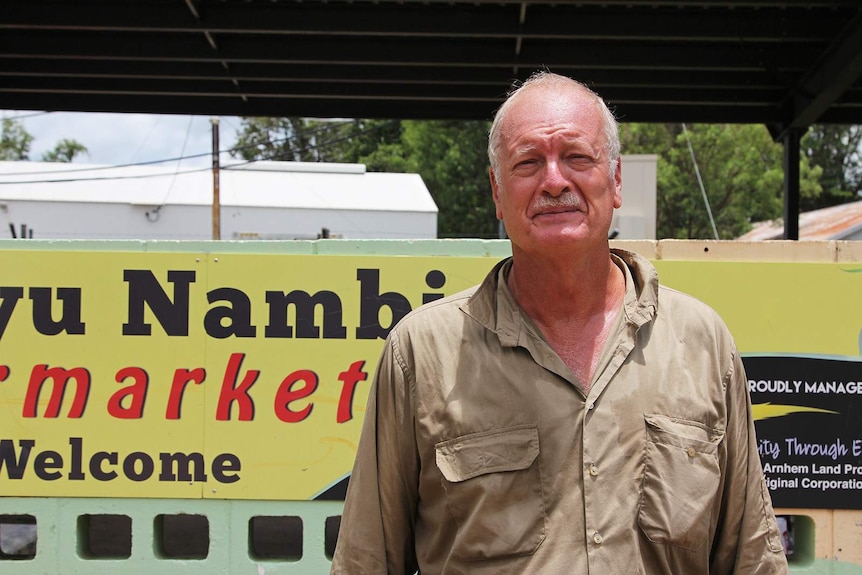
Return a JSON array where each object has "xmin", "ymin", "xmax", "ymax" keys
[{"xmin": 3, "ymin": 110, "xmax": 241, "ymax": 168}]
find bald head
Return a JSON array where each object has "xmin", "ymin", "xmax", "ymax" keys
[{"xmin": 488, "ymin": 72, "xmax": 620, "ymax": 180}]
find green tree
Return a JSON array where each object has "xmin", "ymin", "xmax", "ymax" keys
[
  {"xmin": 230, "ymin": 117, "xmax": 403, "ymax": 164},
  {"xmin": 620, "ymin": 123, "xmax": 822, "ymax": 239},
  {"xmin": 401, "ymin": 120, "xmax": 496, "ymax": 238},
  {"xmin": 231, "ymin": 117, "xmax": 321, "ymax": 162},
  {"xmin": 800, "ymin": 124, "xmax": 862, "ymax": 211},
  {"xmin": 41, "ymin": 138, "xmax": 88, "ymax": 162},
  {"xmin": 0, "ymin": 117, "xmax": 33, "ymax": 160},
  {"xmin": 329, "ymin": 119, "xmax": 406, "ymax": 170},
  {"xmin": 1, "ymin": 116, "xmax": 88, "ymax": 163}
]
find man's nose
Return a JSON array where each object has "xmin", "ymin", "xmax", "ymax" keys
[{"xmin": 541, "ymin": 160, "xmax": 569, "ymax": 196}]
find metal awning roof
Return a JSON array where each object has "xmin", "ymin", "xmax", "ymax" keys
[{"xmin": 3, "ymin": 0, "xmax": 862, "ymax": 139}]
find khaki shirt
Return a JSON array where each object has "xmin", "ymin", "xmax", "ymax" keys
[{"xmin": 331, "ymin": 249, "xmax": 788, "ymax": 574}]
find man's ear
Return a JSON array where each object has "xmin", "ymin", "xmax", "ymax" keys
[
  {"xmin": 490, "ymin": 167, "xmax": 504, "ymax": 220},
  {"xmin": 613, "ymin": 157, "xmax": 623, "ymax": 209}
]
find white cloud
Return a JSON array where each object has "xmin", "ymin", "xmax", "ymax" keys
[{"xmin": 2, "ymin": 110, "xmax": 240, "ymax": 168}]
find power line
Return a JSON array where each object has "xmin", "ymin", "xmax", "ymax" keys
[
  {"xmin": 1, "ymin": 111, "xmax": 53, "ymax": 121},
  {"xmin": 0, "ymin": 118, "xmax": 361, "ymax": 177},
  {"xmin": 158, "ymin": 115, "xmax": 196, "ymax": 206},
  {"xmin": 0, "ymin": 118, "xmax": 400, "ymax": 185},
  {"xmin": 0, "ymin": 165, "xmax": 215, "ymax": 185},
  {"xmin": 682, "ymin": 123, "xmax": 719, "ymax": 240}
]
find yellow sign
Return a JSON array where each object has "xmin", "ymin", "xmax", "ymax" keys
[
  {"xmin": 0, "ymin": 251, "xmax": 491, "ymax": 500},
  {"xmin": 654, "ymin": 260, "xmax": 862, "ymax": 357},
  {"xmin": 1, "ymin": 250, "xmax": 860, "ymax": 500}
]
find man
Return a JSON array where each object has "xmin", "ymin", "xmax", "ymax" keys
[{"xmin": 331, "ymin": 71, "xmax": 788, "ymax": 574}]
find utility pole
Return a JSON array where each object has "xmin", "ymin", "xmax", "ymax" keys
[{"xmin": 211, "ymin": 118, "xmax": 221, "ymax": 240}]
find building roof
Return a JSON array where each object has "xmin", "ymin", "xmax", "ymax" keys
[
  {"xmin": 0, "ymin": 160, "xmax": 438, "ymax": 214},
  {"xmin": 738, "ymin": 200, "xmax": 862, "ymax": 241},
  {"xmin": 2, "ymin": 1, "xmax": 862, "ymax": 130}
]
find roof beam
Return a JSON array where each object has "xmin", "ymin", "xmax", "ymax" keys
[
  {"xmin": 774, "ymin": 10, "xmax": 862, "ymax": 140},
  {"xmin": 1, "ymin": 2, "xmax": 846, "ymax": 43}
]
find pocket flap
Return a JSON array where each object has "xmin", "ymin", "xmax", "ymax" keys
[
  {"xmin": 643, "ymin": 414, "xmax": 724, "ymax": 455},
  {"xmin": 435, "ymin": 425, "xmax": 539, "ymax": 483}
]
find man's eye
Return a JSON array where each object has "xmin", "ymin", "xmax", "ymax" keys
[{"xmin": 566, "ymin": 155, "xmax": 597, "ymax": 168}]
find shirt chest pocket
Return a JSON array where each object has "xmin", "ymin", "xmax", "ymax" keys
[
  {"xmin": 435, "ymin": 424, "xmax": 546, "ymax": 561},
  {"xmin": 637, "ymin": 414, "xmax": 724, "ymax": 551}
]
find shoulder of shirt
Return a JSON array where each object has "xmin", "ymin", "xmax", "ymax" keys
[
  {"xmin": 613, "ymin": 248, "xmax": 724, "ymax": 330},
  {"xmin": 391, "ymin": 284, "xmax": 480, "ymax": 330},
  {"xmin": 656, "ymin": 283, "xmax": 733, "ymax": 335},
  {"xmin": 657, "ymin": 283, "xmax": 713, "ymax": 309}
]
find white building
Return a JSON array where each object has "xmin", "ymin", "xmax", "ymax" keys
[
  {"xmin": 0, "ymin": 160, "xmax": 438, "ymax": 240},
  {"xmin": 613, "ymin": 154, "xmax": 658, "ymax": 240}
]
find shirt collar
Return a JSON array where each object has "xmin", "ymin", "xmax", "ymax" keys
[{"xmin": 461, "ymin": 248, "xmax": 658, "ymax": 344}]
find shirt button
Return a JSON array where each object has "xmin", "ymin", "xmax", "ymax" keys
[
  {"xmin": 593, "ymin": 531, "xmax": 603, "ymax": 545},
  {"xmin": 686, "ymin": 447, "xmax": 697, "ymax": 458},
  {"xmin": 588, "ymin": 463, "xmax": 599, "ymax": 476},
  {"xmin": 587, "ymin": 401, "xmax": 595, "ymax": 410}
]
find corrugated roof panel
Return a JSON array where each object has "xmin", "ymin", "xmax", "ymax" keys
[{"xmin": 738, "ymin": 200, "xmax": 862, "ymax": 241}]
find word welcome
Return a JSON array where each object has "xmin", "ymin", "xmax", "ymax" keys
[{"xmin": 0, "ymin": 437, "xmax": 241, "ymax": 483}]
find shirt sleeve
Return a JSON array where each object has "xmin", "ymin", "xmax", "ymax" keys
[
  {"xmin": 710, "ymin": 349, "xmax": 789, "ymax": 574},
  {"xmin": 330, "ymin": 330, "xmax": 420, "ymax": 575}
]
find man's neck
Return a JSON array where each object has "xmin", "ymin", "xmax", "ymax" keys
[
  {"xmin": 507, "ymin": 247, "xmax": 622, "ymax": 324},
  {"xmin": 506, "ymin": 248, "xmax": 626, "ymax": 391}
]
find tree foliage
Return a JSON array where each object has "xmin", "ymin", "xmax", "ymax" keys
[
  {"xmin": 41, "ymin": 138, "xmax": 89, "ymax": 163},
  {"xmin": 232, "ymin": 117, "xmax": 339, "ymax": 162},
  {"xmin": 800, "ymin": 125, "xmax": 862, "ymax": 211},
  {"xmin": 620, "ymin": 123, "xmax": 822, "ymax": 239},
  {"xmin": 400, "ymin": 120, "xmax": 496, "ymax": 238},
  {"xmin": 0, "ymin": 117, "xmax": 33, "ymax": 161},
  {"xmin": 230, "ymin": 117, "xmax": 404, "ymax": 166},
  {"xmin": 1, "ymin": 117, "xmax": 88, "ymax": 163}
]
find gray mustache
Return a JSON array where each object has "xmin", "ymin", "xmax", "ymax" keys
[{"xmin": 532, "ymin": 193, "xmax": 583, "ymax": 212}]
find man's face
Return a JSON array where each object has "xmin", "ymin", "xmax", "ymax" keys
[{"xmin": 490, "ymin": 85, "xmax": 622, "ymax": 257}]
